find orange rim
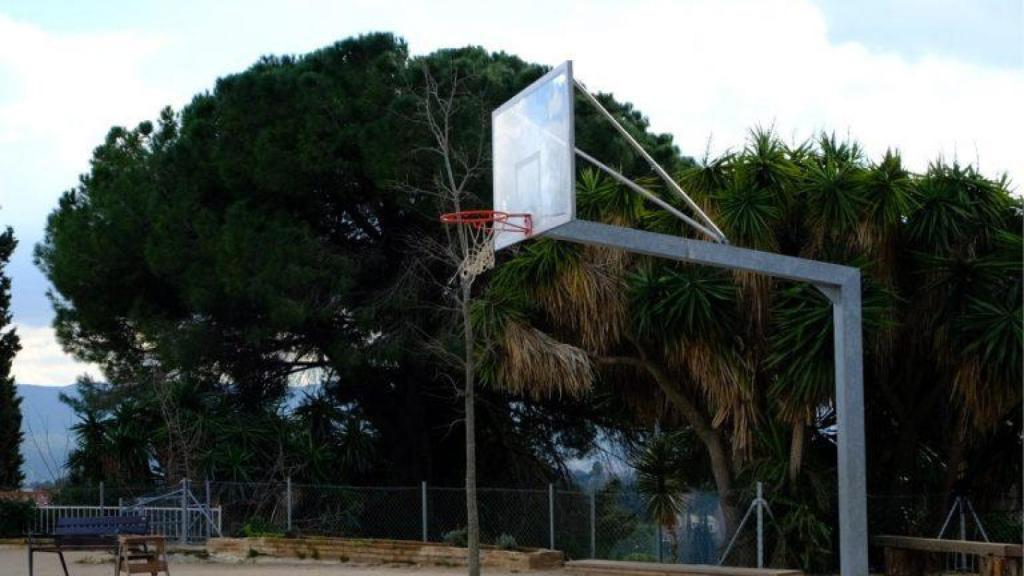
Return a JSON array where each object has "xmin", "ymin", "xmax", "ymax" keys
[{"xmin": 439, "ymin": 210, "xmax": 532, "ymax": 235}]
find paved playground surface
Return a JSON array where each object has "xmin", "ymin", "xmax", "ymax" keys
[{"xmin": 0, "ymin": 546, "xmax": 560, "ymax": 576}]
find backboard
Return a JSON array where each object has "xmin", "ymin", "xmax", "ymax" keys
[{"xmin": 492, "ymin": 61, "xmax": 575, "ymax": 250}]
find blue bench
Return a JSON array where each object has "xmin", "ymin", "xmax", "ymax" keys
[{"xmin": 28, "ymin": 515, "xmax": 149, "ymax": 576}]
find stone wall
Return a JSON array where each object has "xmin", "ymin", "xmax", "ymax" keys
[{"xmin": 208, "ymin": 536, "xmax": 564, "ymax": 570}]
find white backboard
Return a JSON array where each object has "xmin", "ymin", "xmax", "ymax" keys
[{"xmin": 492, "ymin": 61, "xmax": 575, "ymax": 250}]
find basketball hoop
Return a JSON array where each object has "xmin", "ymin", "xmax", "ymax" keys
[{"xmin": 439, "ymin": 210, "xmax": 532, "ymax": 279}]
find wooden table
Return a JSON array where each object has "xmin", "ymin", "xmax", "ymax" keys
[
  {"xmin": 565, "ymin": 559, "xmax": 802, "ymax": 576},
  {"xmin": 874, "ymin": 535, "xmax": 1023, "ymax": 576}
]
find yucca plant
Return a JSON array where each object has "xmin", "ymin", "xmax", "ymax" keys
[{"xmin": 483, "ymin": 127, "xmax": 1021, "ymax": 571}]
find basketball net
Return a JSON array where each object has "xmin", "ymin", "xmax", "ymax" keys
[
  {"xmin": 457, "ymin": 223, "xmax": 496, "ymax": 280},
  {"xmin": 440, "ymin": 210, "xmax": 532, "ymax": 281}
]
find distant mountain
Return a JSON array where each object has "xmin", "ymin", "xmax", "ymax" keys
[
  {"xmin": 13, "ymin": 382, "xmax": 321, "ymax": 487},
  {"xmin": 17, "ymin": 384, "xmax": 77, "ymax": 486}
]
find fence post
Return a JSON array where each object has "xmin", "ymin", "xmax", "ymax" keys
[
  {"xmin": 958, "ymin": 497, "xmax": 967, "ymax": 570},
  {"xmin": 286, "ymin": 476, "xmax": 293, "ymax": 531},
  {"xmin": 99, "ymin": 481, "xmax": 105, "ymax": 510},
  {"xmin": 421, "ymin": 481, "xmax": 428, "ymax": 542},
  {"xmin": 180, "ymin": 478, "xmax": 189, "ymax": 544},
  {"xmin": 205, "ymin": 479, "xmax": 212, "ymax": 539},
  {"xmin": 590, "ymin": 489, "xmax": 596, "ymax": 558},
  {"xmin": 548, "ymin": 484, "xmax": 555, "ymax": 550},
  {"xmin": 756, "ymin": 482, "xmax": 764, "ymax": 569}
]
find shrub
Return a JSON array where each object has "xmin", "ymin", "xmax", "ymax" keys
[
  {"xmin": 0, "ymin": 500, "xmax": 35, "ymax": 537},
  {"xmin": 442, "ymin": 527, "xmax": 468, "ymax": 547},
  {"xmin": 495, "ymin": 533, "xmax": 518, "ymax": 550},
  {"xmin": 241, "ymin": 517, "xmax": 284, "ymax": 538}
]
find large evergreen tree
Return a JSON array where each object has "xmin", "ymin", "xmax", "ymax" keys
[
  {"xmin": 0, "ymin": 224, "xmax": 24, "ymax": 488},
  {"xmin": 37, "ymin": 34, "xmax": 671, "ymax": 486}
]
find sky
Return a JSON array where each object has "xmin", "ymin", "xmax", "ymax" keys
[{"xmin": 0, "ymin": 0, "xmax": 1021, "ymax": 386}]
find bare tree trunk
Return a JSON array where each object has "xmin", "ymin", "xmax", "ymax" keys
[{"xmin": 462, "ymin": 280, "xmax": 481, "ymax": 576}]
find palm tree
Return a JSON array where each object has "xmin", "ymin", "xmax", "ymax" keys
[{"xmin": 481, "ymin": 129, "xmax": 1021, "ymax": 566}]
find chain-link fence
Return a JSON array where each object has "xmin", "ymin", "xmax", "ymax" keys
[
  {"xmin": 868, "ymin": 494, "xmax": 1022, "ymax": 544},
  {"xmin": 7, "ymin": 480, "xmax": 1020, "ymax": 572}
]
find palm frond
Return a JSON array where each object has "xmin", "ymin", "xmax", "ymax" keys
[{"xmin": 496, "ymin": 321, "xmax": 594, "ymax": 399}]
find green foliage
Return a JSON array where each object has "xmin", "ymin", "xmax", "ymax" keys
[
  {"xmin": 629, "ymin": 264, "xmax": 736, "ymax": 343},
  {"xmin": 241, "ymin": 517, "xmax": 284, "ymax": 538},
  {"xmin": 494, "ymin": 533, "xmax": 518, "ymax": 550},
  {"xmin": 0, "ymin": 499, "xmax": 34, "ymax": 536},
  {"xmin": 487, "ymin": 127, "xmax": 1021, "ymax": 572},
  {"xmin": 39, "ymin": 34, "xmax": 675, "ymax": 489},
  {"xmin": 775, "ymin": 497, "xmax": 833, "ymax": 572},
  {"xmin": 0, "ymin": 224, "xmax": 23, "ymax": 488},
  {"xmin": 443, "ymin": 527, "xmax": 468, "ymax": 547}
]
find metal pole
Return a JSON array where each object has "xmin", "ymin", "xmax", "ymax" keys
[
  {"xmin": 937, "ymin": 498, "xmax": 959, "ymax": 538},
  {"xmin": 180, "ymin": 478, "xmax": 188, "ymax": 544},
  {"xmin": 590, "ymin": 489, "xmax": 596, "ymax": 558},
  {"xmin": 99, "ymin": 481, "xmax": 105, "ymax": 510},
  {"xmin": 549, "ymin": 484, "xmax": 555, "ymax": 550},
  {"xmin": 422, "ymin": 481, "xmax": 428, "ymax": 542},
  {"xmin": 205, "ymin": 479, "xmax": 212, "ymax": 539},
  {"xmin": 547, "ymin": 220, "xmax": 869, "ymax": 575},
  {"xmin": 656, "ymin": 524, "xmax": 662, "ymax": 562},
  {"xmin": 756, "ymin": 482, "xmax": 764, "ymax": 569},
  {"xmin": 829, "ymin": 276, "xmax": 870, "ymax": 576},
  {"xmin": 965, "ymin": 498, "xmax": 990, "ymax": 542},
  {"xmin": 958, "ymin": 497, "xmax": 967, "ymax": 569},
  {"xmin": 286, "ymin": 477, "xmax": 293, "ymax": 532},
  {"xmin": 575, "ymin": 148, "xmax": 723, "ymax": 242}
]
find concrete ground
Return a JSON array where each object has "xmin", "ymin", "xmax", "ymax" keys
[{"xmin": 1, "ymin": 546, "xmax": 561, "ymax": 576}]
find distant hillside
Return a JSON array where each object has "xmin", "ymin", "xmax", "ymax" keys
[
  {"xmin": 14, "ymin": 383, "xmax": 321, "ymax": 487},
  {"xmin": 17, "ymin": 384, "xmax": 76, "ymax": 486}
]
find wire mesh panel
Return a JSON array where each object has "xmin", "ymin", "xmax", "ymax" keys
[
  {"xmin": 554, "ymin": 489, "xmax": 591, "ymax": 559},
  {"xmin": 592, "ymin": 487, "xmax": 658, "ymax": 561},
  {"xmin": 208, "ymin": 481, "xmax": 286, "ymax": 536},
  {"xmin": 427, "ymin": 486, "xmax": 553, "ymax": 548},
  {"xmin": 673, "ymin": 492, "xmax": 727, "ymax": 565},
  {"xmin": 291, "ymin": 484, "xmax": 421, "ymax": 539}
]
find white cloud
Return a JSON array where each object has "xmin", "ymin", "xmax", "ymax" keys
[
  {"xmin": 384, "ymin": 0, "xmax": 1024, "ymax": 183},
  {"xmin": 0, "ymin": 14, "xmax": 170, "ymax": 231},
  {"xmin": 11, "ymin": 324, "xmax": 102, "ymax": 386},
  {"xmin": 1, "ymin": 1, "xmax": 1022, "ymax": 383}
]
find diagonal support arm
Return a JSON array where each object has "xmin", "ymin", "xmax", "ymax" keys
[{"xmin": 574, "ymin": 79, "xmax": 728, "ymax": 244}]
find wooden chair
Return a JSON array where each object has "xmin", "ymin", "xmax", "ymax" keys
[{"xmin": 115, "ymin": 534, "xmax": 170, "ymax": 575}]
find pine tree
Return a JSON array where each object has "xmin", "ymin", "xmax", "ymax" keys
[{"xmin": 0, "ymin": 225, "xmax": 23, "ymax": 488}]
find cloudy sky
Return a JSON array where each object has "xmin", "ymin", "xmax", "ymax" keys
[{"xmin": 0, "ymin": 0, "xmax": 1021, "ymax": 385}]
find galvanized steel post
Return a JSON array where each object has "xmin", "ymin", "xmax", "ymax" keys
[
  {"xmin": 547, "ymin": 220, "xmax": 869, "ymax": 575},
  {"xmin": 756, "ymin": 482, "xmax": 764, "ymax": 569},
  {"xmin": 590, "ymin": 489, "xmax": 596, "ymax": 558},
  {"xmin": 421, "ymin": 481, "xmax": 428, "ymax": 542},
  {"xmin": 180, "ymin": 478, "xmax": 188, "ymax": 544},
  {"xmin": 205, "ymin": 479, "xmax": 212, "ymax": 539},
  {"xmin": 286, "ymin": 476, "xmax": 293, "ymax": 531},
  {"xmin": 549, "ymin": 484, "xmax": 555, "ymax": 550}
]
